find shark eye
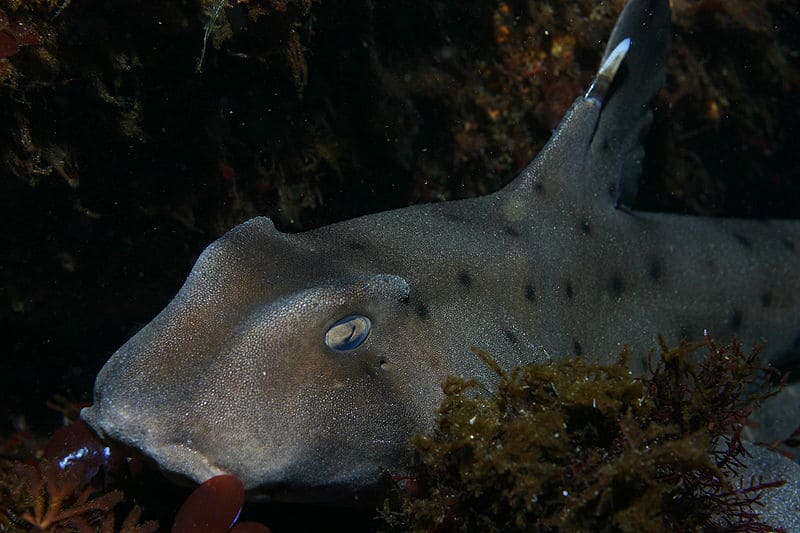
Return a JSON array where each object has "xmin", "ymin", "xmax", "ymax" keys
[{"xmin": 325, "ymin": 315, "xmax": 371, "ymax": 351}]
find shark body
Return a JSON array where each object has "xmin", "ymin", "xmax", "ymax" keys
[{"xmin": 82, "ymin": 0, "xmax": 800, "ymax": 507}]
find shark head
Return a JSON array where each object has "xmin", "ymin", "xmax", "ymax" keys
[{"xmin": 81, "ymin": 217, "xmax": 452, "ymax": 499}]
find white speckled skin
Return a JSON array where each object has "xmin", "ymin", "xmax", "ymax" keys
[{"xmin": 81, "ymin": 0, "xmax": 800, "ymax": 507}]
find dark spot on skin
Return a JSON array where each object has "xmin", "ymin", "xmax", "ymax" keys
[
  {"xmin": 565, "ymin": 281, "xmax": 574, "ymax": 301},
  {"xmin": 525, "ymin": 284, "xmax": 535, "ymax": 302},
  {"xmin": 609, "ymin": 274, "xmax": 624, "ymax": 298},
  {"xmin": 648, "ymin": 257, "xmax": 662, "ymax": 283},
  {"xmin": 347, "ymin": 241, "xmax": 366, "ymax": 251},
  {"xmin": 573, "ymin": 339, "xmax": 583, "ymax": 356},
  {"xmin": 782, "ymin": 237, "xmax": 795, "ymax": 252},
  {"xmin": 459, "ymin": 271, "xmax": 472, "ymax": 288},
  {"xmin": 503, "ymin": 225, "xmax": 520, "ymax": 238},
  {"xmin": 580, "ymin": 218, "xmax": 591, "ymax": 235},
  {"xmin": 732, "ymin": 233, "xmax": 752, "ymax": 249},
  {"xmin": 399, "ymin": 294, "xmax": 410, "ymax": 305},
  {"xmin": 602, "ymin": 138, "xmax": 610, "ymax": 152},
  {"xmin": 608, "ymin": 183, "xmax": 617, "ymax": 198},
  {"xmin": 730, "ymin": 309, "xmax": 743, "ymax": 331},
  {"xmin": 761, "ymin": 291, "xmax": 772, "ymax": 308},
  {"xmin": 416, "ymin": 304, "xmax": 429, "ymax": 320},
  {"xmin": 534, "ymin": 181, "xmax": 544, "ymax": 194},
  {"xmin": 504, "ymin": 330, "xmax": 518, "ymax": 345}
]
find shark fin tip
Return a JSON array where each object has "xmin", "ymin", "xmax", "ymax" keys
[{"xmin": 584, "ymin": 37, "xmax": 632, "ymax": 105}]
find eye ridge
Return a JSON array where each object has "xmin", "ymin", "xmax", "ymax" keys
[{"xmin": 325, "ymin": 315, "xmax": 371, "ymax": 351}]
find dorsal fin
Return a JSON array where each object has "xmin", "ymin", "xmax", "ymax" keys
[
  {"xmin": 589, "ymin": 0, "xmax": 671, "ymax": 206},
  {"xmin": 505, "ymin": 0, "xmax": 671, "ymax": 208}
]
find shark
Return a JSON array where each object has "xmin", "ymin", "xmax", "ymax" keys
[{"xmin": 81, "ymin": 0, "xmax": 800, "ymax": 514}]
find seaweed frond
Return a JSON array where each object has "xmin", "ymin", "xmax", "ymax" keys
[
  {"xmin": 0, "ymin": 456, "xmax": 157, "ymax": 532},
  {"xmin": 196, "ymin": 0, "xmax": 229, "ymax": 73},
  {"xmin": 385, "ymin": 338, "xmax": 787, "ymax": 532}
]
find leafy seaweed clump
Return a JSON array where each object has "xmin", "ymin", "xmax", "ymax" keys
[
  {"xmin": 0, "ymin": 456, "xmax": 157, "ymax": 533},
  {"xmin": 385, "ymin": 339, "xmax": 786, "ymax": 532}
]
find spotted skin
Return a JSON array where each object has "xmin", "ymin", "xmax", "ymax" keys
[{"xmin": 82, "ymin": 0, "xmax": 799, "ymax": 507}]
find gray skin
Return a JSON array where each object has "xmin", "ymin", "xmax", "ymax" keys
[{"xmin": 82, "ymin": 0, "xmax": 800, "ymax": 505}]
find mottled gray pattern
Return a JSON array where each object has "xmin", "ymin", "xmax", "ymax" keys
[{"xmin": 81, "ymin": 0, "xmax": 800, "ymax": 513}]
